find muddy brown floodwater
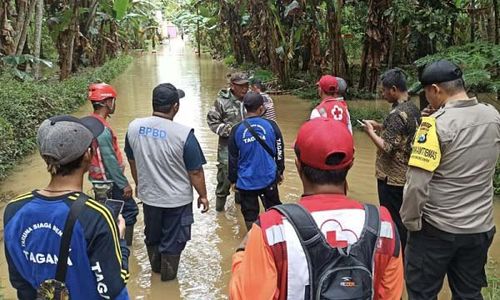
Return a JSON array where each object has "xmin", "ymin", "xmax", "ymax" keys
[{"xmin": 0, "ymin": 39, "xmax": 498, "ymax": 299}]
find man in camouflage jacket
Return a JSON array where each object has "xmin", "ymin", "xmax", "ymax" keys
[{"xmin": 207, "ymin": 73, "xmax": 249, "ymax": 211}]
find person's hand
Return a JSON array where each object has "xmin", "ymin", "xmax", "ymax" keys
[
  {"xmin": 364, "ymin": 120, "xmax": 382, "ymax": 131},
  {"xmin": 123, "ymin": 184, "xmax": 133, "ymax": 198},
  {"xmin": 421, "ymin": 104, "xmax": 437, "ymax": 117},
  {"xmin": 277, "ymin": 174, "xmax": 284, "ymax": 185},
  {"xmin": 230, "ymin": 183, "xmax": 236, "ymax": 192},
  {"xmin": 362, "ymin": 120, "xmax": 375, "ymax": 134},
  {"xmin": 117, "ymin": 214, "xmax": 126, "ymax": 239},
  {"xmin": 197, "ymin": 196, "xmax": 209, "ymax": 213}
]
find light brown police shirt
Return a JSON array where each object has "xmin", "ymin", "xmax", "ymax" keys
[{"xmin": 401, "ymin": 98, "xmax": 500, "ymax": 234}]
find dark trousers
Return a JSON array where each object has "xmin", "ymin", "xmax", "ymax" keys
[
  {"xmin": 238, "ymin": 182, "xmax": 281, "ymax": 222},
  {"xmin": 377, "ymin": 179, "xmax": 406, "ymax": 251},
  {"xmin": 143, "ymin": 203, "xmax": 194, "ymax": 255},
  {"xmin": 111, "ymin": 185, "xmax": 139, "ymax": 226},
  {"xmin": 405, "ymin": 221, "xmax": 495, "ymax": 300}
]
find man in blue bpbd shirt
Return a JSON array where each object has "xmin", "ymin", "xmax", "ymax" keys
[{"xmin": 228, "ymin": 92, "xmax": 285, "ymax": 230}]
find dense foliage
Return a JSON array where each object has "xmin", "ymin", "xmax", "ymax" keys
[
  {"xmin": 0, "ymin": 56, "xmax": 132, "ymax": 179},
  {"xmin": 173, "ymin": 0, "xmax": 499, "ymax": 95}
]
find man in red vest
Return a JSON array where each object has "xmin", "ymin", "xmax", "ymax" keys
[
  {"xmin": 310, "ymin": 75, "xmax": 352, "ymax": 133},
  {"xmin": 88, "ymin": 83, "xmax": 138, "ymax": 245}
]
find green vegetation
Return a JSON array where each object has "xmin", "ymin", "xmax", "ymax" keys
[
  {"xmin": 0, "ymin": 55, "xmax": 132, "ymax": 180},
  {"xmin": 484, "ymin": 260, "xmax": 500, "ymax": 299}
]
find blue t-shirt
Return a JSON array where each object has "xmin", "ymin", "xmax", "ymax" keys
[{"xmin": 228, "ymin": 117, "xmax": 285, "ymax": 190}]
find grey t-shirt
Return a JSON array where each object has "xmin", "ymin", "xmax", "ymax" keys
[{"xmin": 125, "ymin": 116, "xmax": 205, "ymax": 208}]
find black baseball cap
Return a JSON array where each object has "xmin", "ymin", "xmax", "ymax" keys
[
  {"xmin": 152, "ymin": 83, "xmax": 185, "ymax": 107},
  {"xmin": 419, "ymin": 60, "xmax": 463, "ymax": 86},
  {"xmin": 243, "ymin": 92, "xmax": 264, "ymax": 109}
]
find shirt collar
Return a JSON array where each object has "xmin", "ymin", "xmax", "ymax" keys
[{"xmin": 443, "ymin": 97, "xmax": 478, "ymax": 109}]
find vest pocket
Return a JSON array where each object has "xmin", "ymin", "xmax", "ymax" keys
[{"xmin": 316, "ymin": 266, "xmax": 372, "ymax": 300}]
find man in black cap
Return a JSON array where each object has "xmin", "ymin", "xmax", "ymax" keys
[
  {"xmin": 207, "ymin": 72, "xmax": 249, "ymax": 211},
  {"xmin": 228, "ymin": 92, "xmax": 285, "ymax": 230},
  {"xmin": 401, "ymin": 60, "xmax": 500, "ymax": 299},
  {"xmin": 125, "ymin": 83, "xmax": 209, "ymax": 281},
  {"xmin": 4, "ymin": 115, "xmax": 131, "ymax": 299}
]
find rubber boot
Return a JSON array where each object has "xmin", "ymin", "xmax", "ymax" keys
[
  {"xmin": 146, "ymin": 246, "xmax": 161, "ymax": 273},
  {"xmin": 215, "ymin": 197, "xmax": 226, "ymax": 212},
  {"xmin": 160, "ymin": 254, "xmax": 181, "ymax": 281},
  {"xmin": 125, "ymin": 225, "xmax": 134, "ymax": 246},
  {"xmin": 245, "ymin": 221, "xmax": 254, "ymax": 231}
]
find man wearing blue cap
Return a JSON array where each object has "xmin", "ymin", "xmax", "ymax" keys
[
  {"xmin": 401, "ymin": 60, "xmax": 500, "ymax": 299},
  {"xmin": 4, "ymin": 115, "xmax": 130, "ymax": 300}
]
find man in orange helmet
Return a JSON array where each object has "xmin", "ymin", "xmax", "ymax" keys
[{"xmin": 87, "ymin": 83, "xmax": 138, "ymax": 246}]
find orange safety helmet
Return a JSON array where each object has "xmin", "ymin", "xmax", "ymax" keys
[{"xmin": 88, "ymin": 83, "xmax": 117, "ymax": 102}]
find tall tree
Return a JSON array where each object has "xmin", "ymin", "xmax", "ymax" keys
[{"xmin": 33, "ymin": 0, "xmax": 43, "ymax": 78}]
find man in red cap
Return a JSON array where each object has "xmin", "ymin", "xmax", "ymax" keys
[
  {"xmin": 230, "ymin": 118, "xmax": 403, "ymax": 299},
  {"xmin": 310, "ymin": 75, "xmax": 352, "ymax": 133},
  {"xmin": 87, "ymin": 83, "xmax": 138, "ymax": 246}
]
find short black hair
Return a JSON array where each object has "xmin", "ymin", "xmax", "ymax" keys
[
  {"xmin": 252, "ymin": 80, "xmax": 267, "ymax": 92},
  {"xmin": 153, "ymin": 102, "xmax": 177, "ymax": 114},
  {"xmin": 381, "ymin": 68, "xmax": 407, "ymax": 92},
  {"xmin": 244, "ymin": 102, "xmax": 262, "ymax": 113},
  {"xmin": 43, "ymin": 153, "xmax": 85, "ymax": 176},
  {"xmin": 92, "ymin": 98, "xmax": 113, "ymax": 111},
  {"xmin": 437, "ymin": 78, "xmax": 465, "ymax": 94},
  {"xmin": 294, "ymin": 146, "xmax": 349, "ymax": 185}
]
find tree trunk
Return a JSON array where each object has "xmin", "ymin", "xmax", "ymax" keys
[
  {"xmin": 494, "ymin": 0, "xmax": 499, "ymax": 45},
  {"xmin": 327, "ymin": 0, "xmax": 349, "ymax": 79},
  {"xmin": 0, "ymin": 1, "xmax": 16, "ymax": 55},
  {"xmin": 13, "ymin": 0, "xmax": 28, "ymax": 50},
  {"xmin": 470, "ymin": 0, "xmax": 475, "ymax": 43},
  {"xmin": 15, "ymin": 0, "xmax": 36, "ymax": 55},
  {"xmin": 58, "ymin": 0, "xmax": 80, "ymax": 80},
  {"xmin": 33, "ymin": 0, "xmax": 43, "ymax": 79},
  {"xmin": 358, "ymin": 0, "xmax": 392, "ymax": 92}
]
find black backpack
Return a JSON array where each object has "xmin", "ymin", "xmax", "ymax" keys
[{"xmin": 272, "ymin": 203, "xmax": 380, "ymax": 300}]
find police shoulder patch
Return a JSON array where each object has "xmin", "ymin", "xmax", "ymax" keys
[{"xmin": 408, "ymin": 116, "xmax": 441, "ymax": 172}]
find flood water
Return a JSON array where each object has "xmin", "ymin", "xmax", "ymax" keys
[{"xmin": 0, "ymin": 39, "xmax": 498, "ymax": 299}]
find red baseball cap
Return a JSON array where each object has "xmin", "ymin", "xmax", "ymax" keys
[
  {"xmin": 294, "ymin": 118, "xmax": 354, "ymax": 170},
  {"xmin": 88, "ymin": 83, "xmax": 117, "ymax": 102},
  {"xmin": 317, "ymin": 75, "xmax": 338, "ymax": 94}
]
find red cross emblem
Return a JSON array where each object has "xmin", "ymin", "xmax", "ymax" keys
[{"xmin": 332, "ymin": 105, "xmax": 343, "ymax": 120}]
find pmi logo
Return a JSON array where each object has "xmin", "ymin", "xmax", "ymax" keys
[{"xmin": 340, "ymin": 277, "xmax": 356, "ymax": 288}]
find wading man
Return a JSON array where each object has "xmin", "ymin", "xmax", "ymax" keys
[
  {"xmin": 230, "ymin": 118, "xmax": 404, "ymax": 299},
  {"xmin": 87, "ymin": 83, "xmax": 138, "ymax": 245},
  {"xmin": 228, "ymin": 92, "xmax": 285, "ymax": 230},
  {"xmin": 4, "ymin": 115, "xmax": 130, "ymax": 299},
  {"xmin": 310, "ymin": 75, "xmax": 353, "ymax": 133},
  {"xmin": 207, "ymin": 73, "xmax": 248, "ymax": 211},
  {"xmin": 125, "ymin": 83, "xmax": 209, "ymax": 281},
  {"xmin": 362, "ymin": 69, "xmax": 420, "ymax": 251},
  {"xmin": 250, "ymin": 78, "xmax": 277, "ymax": 121},
  {"xmin": 401, "ymin": 60, "xmax": 499, "ymax": 299}
]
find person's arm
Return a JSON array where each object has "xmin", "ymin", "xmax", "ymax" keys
[
  {"xmin": 87, "ymin": 207, "xmax": 130, "ymax": 299},
  {"xmin": 97, "ymin": 129, "xmax": 130, "ymax": 190},
  {"xmin": 124, "ymin": 134, "xmax": 138, "ymax": 186},
  {"xmin": 183, "ymin": 131, "xmax": 209, "ymax": 213},
  {"xmin": 228, "ymin": 124, "xmax": 239, "ymax": 184},
  {"xmin": 207, "ymin": 99, "xmax": 232, "ymax": 138},
  {"xmin": 230, "ymin": 224, "xmax": 279, "ymax": 299},
  {"xmin": 5, "ymin": 249, "xmax": 36, "ymax": 299},
  {"xmin": 374, "ymin": 252, "xmax": 404, "ymax": 299},
  {"xmin": 401, "ymin": 167, "xmax": 433, "ymax": 231},
  {"xmin": 269, "ymin": 120, "xmax": 285, "ymax": 176},
  {"xmin": 365, "ymin": 113, "xmax": 404, "ymax": 153}
]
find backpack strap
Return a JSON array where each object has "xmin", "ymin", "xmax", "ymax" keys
[
  {"xmin": 242, "ymin": 120, "xmax": 275, "ymax": 159},
  {"xmin": 55, "ymin": 193, "xmax": 88, "ymax": 282},
  {"xmin": 272, "ymin": 203, "xmax": 322, "ymax": 244},
  {"xmin": 363, "ymin": 204, "xmax": 380, "ymax": 237}
]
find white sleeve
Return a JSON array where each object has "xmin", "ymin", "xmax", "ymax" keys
[{"xmin": 310, "ymin": 109, "xmax": 320, "ymax": 120}]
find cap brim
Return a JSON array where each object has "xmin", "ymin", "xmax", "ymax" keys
[
  {"xmin": 177, "ymin": 89, "xmax": 185, "ymax": 99},
  {"xmin": 80, "ymin": 116, "xmax": 105, "ymax": 138},
  {"xmin": 232, "ymin": 79, "xmax": 249, "ymax": 85}
]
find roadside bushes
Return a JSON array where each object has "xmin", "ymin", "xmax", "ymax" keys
[{"xmin": 0, "ymin": 55, "xmax": 132, "ymax": 180}]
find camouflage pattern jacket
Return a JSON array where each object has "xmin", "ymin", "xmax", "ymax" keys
[{"xmin": 207, "ymin": 88, "xmax": 244, "ymax": 162}]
